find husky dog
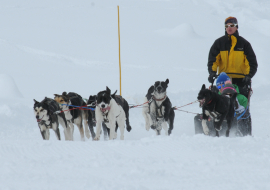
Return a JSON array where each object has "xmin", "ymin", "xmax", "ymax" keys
[
  {"xmin": 86, "ymin": 95, "xmax": 104, "ymax": 139},
  {"xmin": 88, "ymin": 91, "xmax": 132, "ymax": 140},
  {"xmin": 94, "ymin": 87, "xmax": 126, "ymax": 140},
  {"xmin": 33, "ymin": 97, "xmax": 69, "ymax": 140},
  {"xmin": 142, "ymin": 79, "xmax": 175, "ymax": 135},
  {"xmin": 197, "ymin": 84, "xmax": 237, "ymax": 137},
  {"xmin": 54, "ymin": 92, "xmax": 91, "ymax": 141}
]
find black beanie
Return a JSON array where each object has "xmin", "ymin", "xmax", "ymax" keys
[{"xmin": 225, "ymin": 17, "xmax": 238, "ymax": 28}]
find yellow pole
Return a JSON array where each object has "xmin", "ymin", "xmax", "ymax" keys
[{"xmin": 118, "ymin": 5, "xmax": 122, "ymax": 96}]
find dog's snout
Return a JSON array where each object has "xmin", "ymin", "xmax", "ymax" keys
[
  {"xmin": 36, "ymin": 115, "xmax": 39, "ymax": 119},
  {"xmin": 101, "ymin": 104, "xmax": 105, "ymax": 108},
  {"xmin": 157, "ymin": 87, "xmax": 162, "ymax": 91}
]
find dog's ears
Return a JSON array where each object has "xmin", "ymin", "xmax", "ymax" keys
[
  {"xmin": 201, "ymin": 84, "xmax": 206, "ymax": 90},
  {"xmin": 89, "ymin": 95, "xmax": 96, "ymax": 101},
  {"xmin": 106, "ymin": 86, "xmax": 111, "ymax": 95},
  {"xmin": 165, "ymin": 79, "xmax": 169, "ymax": 85},
  {"xmin": 39, "ymin": 97, "xmax": 47, "ymax": 105},
  {"xmin": 148, "ymin": 85, "xmax": 154, "ymax": 94},
  {"xmin": 34, "ymin": 99, "xmax": 39, "ymax": 104},
  {"xmin": 111, "ymin": 90, "xmax": 117, "ymax": 98},
  {"xmin": 62, "ymin": 92, "xmax": 67, "ymax": 96},
  {"xmin": 54, "ymin": 94, "xmax": 60, "ymax": 97}
]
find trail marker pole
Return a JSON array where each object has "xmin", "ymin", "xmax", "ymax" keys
[{"xmin": 118, "ymin": 5, "xmax": 122, "ymax": 96}]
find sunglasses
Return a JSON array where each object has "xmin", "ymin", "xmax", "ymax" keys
[
  {"xmin": 217, "ymin": 84, "xmax": 225, "ymax": 89},
  {"xmin": 225, "ymin": 24, "xmax": 238, "ymax": 28}
]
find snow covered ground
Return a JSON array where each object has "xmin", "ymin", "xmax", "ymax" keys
[{"xmin": 0, "ymin": 0, "xmax": 270, "ymax": 189}]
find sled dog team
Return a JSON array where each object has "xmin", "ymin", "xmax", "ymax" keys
[
  {"xmin": 33, "ymin": 76, "xmax": 244, "ymax": 141},
  {"xmin": 34, "ymin": 79, "xmax": 175, "ymax": 141}
]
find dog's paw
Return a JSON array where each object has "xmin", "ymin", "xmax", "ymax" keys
[
  {"xmin": 150, "ymin": 125, "xmax": 157, "ymax": 130},
  {"xmin": 126, "ymin": 125, "xmax": 132, "ymax": 132},
  {"xmin": 93, "ymin": 136, "xmax": 100, "ymax": 141},
  {"xmin": 168, "ymin": 129, "xmax": 172, "ymax": 135}
]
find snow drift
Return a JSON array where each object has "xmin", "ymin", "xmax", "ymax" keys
[{"xmin": 0, "ymin": 74, "xmax": 23, "ymax": 98}]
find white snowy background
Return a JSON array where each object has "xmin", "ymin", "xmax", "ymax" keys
[{"xmin": 0, "ymin": 0, "xmax": 270, "ymax": 189}]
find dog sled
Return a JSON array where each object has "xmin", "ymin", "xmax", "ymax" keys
[{"xmin": 194, "ymin": 73, "xmax": 253, "ymax": 137}]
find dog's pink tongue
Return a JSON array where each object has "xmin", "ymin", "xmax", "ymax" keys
[
  {"xmin": 37, "ymin": 119, "xmax": 41, "ymax": 122},
  {"xmin": 101, "ymin": 106, "xmax": 111, "ymax": 112}
]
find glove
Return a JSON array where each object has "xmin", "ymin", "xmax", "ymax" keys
[
  {"xmin": 242, "ymin": 75, "xmax": 251, "ymax": 85},
  {"xmin": 208, "ymin": 71, "xmax": 216, "ymax": 83}
]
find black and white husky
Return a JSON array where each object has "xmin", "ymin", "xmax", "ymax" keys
[
  {"xmin": 142, "ymin": 79, "xmax": 175, "ymax": 135},
  {"xmin": 33, "ymin": 97, "xmax": 69, "ymax": 140},
  {"xmin": 94, "ymin": 87, "xmax": 126, "ymax": 140},
  {"xmin": 197, "ymin": 84, "xmax": 237, "ymax": 137},
  {"xmin": 88, "ymin": 91, "xmax": 132, "ymax": 140},
  {"xmin": 54, "ymin": 92, "xmax": 91, "ymax": 141}
]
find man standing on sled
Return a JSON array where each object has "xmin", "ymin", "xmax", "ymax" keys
[{"xmin": 207, "ymin": 16, "xmax": 258, "ymax": 98}]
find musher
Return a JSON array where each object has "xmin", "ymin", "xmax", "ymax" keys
[{"xmin": 207, "ymin": 16, "xmax": 258, "ymax": 98}]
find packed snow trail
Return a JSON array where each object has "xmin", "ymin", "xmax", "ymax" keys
[{"xmin": 1, "ymin": 136, "xmax": 270, "ymax": 190}]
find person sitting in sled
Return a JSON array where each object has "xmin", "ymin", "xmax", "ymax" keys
[
  {"xmin": 207, "ymin": 16, "xmax": 258, "ymax": 98},
  {"xmin": 215, "ymin": 72, "xmax": 248, "ymax": 114}
]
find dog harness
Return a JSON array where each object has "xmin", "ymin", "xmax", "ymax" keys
[
  {"xmin": 150, "ymin": 95, "xmax": 167, "ymax": 119},
  {"xmin": 100, "ymin": 107, "xmax": 110, "ymax": 123},
  {"xmin": 39, "ymin": 113, "xmax": 58, "ymax": 128},
  {"xmin": 101, "ymin": 106, "xmax": 121, "ymax": 123}
]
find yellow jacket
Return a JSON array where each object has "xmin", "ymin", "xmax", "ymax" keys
[{"xmin": 208, "ymin": 31, "xmax": 258, "ymax": 78}]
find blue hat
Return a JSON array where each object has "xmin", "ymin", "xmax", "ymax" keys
[{"xmin": 216, "ymin": 72, "xmax": 230, "ymax": 86}]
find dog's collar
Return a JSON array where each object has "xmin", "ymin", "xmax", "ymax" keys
[
  {"xmin": 153, "ymin": 95, "xmax": 167, "ymax": 101},
  {"xmin": 100, "ymin": 106, "xmax": 111, "ymax": 113},
  {"xmin": 207, "ymin": 99, "xmax": 213, "ymax": 104}
]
